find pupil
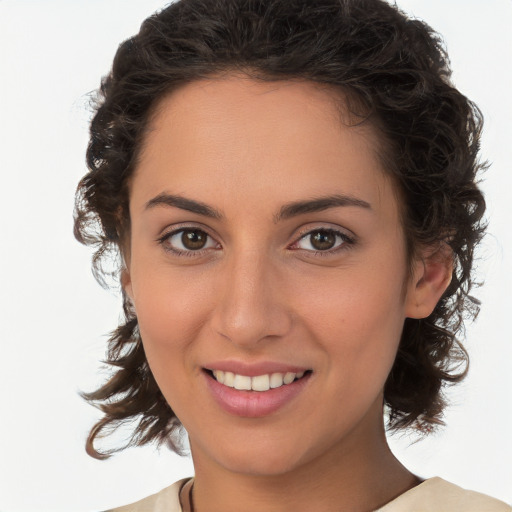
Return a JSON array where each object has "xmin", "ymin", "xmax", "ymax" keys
[
  {"xmin": 182, "ymin": 230, "xmax": 207, "ymax": 250},
  {"xmin": 311, "ymin": 231, "xmax": 335, "ymax": 250}
]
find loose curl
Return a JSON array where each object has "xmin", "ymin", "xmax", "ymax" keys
[{"xmin": 74, "ymin": 0, "xmax": 487, "ymax": 458}]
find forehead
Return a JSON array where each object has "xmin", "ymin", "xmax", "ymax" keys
[
  {"xmin": 142, "ymin": 76, "xmax": 375, "ymax": 157},
  {"xmin": 131, "ymin": 76, "xmax": 397, "ymax": 220}
]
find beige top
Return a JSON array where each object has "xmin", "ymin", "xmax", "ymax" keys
[{"xmin": 108, "ymin": 477, "xmax": 511, "ymax": 512}]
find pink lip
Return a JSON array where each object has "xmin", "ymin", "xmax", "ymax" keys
[
  {"xmin": 203, "ymin": 360, "xmax": 310, "ymax": 377},
  {"xmin": 203, "ymin": 370, "xmax": 312, "ymax": 418}
]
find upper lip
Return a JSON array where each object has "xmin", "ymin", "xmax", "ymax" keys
[{"xmin": 203, "ymin": 360, "xmax": 311, "ymax": 377}]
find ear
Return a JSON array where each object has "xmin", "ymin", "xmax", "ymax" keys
[
  {"xmin": 405, "ymin": 244, "xmax": 453, "ymax": 319},
  {"xmin": 121, "ymin": 267, "xmax": 134, "ymax": 303}
]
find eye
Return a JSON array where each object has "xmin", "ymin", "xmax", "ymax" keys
[
  {"xmin": 292, "ymin": 228, "xmax": 353, "ymax": 253},
  {"xmin": 159, "ymin": 228, "xmax": 219, "ymax": 255}
]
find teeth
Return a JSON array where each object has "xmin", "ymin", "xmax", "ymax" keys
[
  {"xmin": 269, "ymin": 373, "xmax": 284, "ymax": 388},
  {"xmin": 251, "ymin": 374, "xmax": 270, "ymax": 391},
  {"xmin": 211, "ymin": 370, "xmax": 307, "ymax": 391},
  {"xmin": 283, "ymin": 372, "xmax": 296, "ymax": 385},
  {"xmin": 213, "ymin": 370, "xmax": 225, "ymax": 384},
  {"xmin": 223, "ymin": 371, "xmax": 235, "ymax": 387},
  {"xmin": 234, "ymin": 374, "xmax": 252, "ymax": 390}
]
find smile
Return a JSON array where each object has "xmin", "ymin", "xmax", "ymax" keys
[
  {"xmin": 204, "ymin": 368, "xmax": 313, "ymax": 417},
  {"xmin": 209, "ymin": 370, "xmax": 308, "ymax": 391}
]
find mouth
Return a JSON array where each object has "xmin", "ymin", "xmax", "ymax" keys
[{"xmin": 203, "ymin": 368, "xmax": 313, "ymax": 392}]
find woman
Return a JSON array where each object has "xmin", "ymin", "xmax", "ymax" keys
[{"xmin": 74, "ymin": 0, "xmax": 510, "ymax": 510}]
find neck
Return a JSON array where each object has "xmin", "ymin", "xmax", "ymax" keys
[{"xmin": 186, "ymin": 414, "xmax": 419, "ymax": 512}]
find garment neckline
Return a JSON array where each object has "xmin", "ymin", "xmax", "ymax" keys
[
  {"xmin": 376, "ymin": 477, "xmax": 444, "ymax": 510},
  {"xmin": 176, "ymin": 476, "xmax": 443, "ymax": 512}
]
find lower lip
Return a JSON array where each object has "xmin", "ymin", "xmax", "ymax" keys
[{"xmin": 204, "ymin": 371, "xmax": 312, "ymax": 418}]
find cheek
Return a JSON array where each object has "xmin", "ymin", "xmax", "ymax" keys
[
  {"xmin": 295, "ymin": 259, "xmax": 407, "ymax": 380},
  {"xmin": 132, "ymin": 271, "xmax": 215, "ymax": 420},
  {"xmin": 298, "ymin": 259, "xmax": 406, "ymax": 331},
  {"xmin": 130, "ymin": 264, "xmax": 216, "ymax": 387},
  {"xmin": 133, "ymin": 259, "xmax": 213, "ymax": 332}
]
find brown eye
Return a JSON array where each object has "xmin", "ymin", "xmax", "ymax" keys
[
  {"xmin": 181, "ymin": 229, "xmax": 208, "ymax": 250},
  {"xmin": 293, "ymin": 228, "xmax": 352, "ymax": 253},
  {"xmin": 310, "ymin": 230, "xmax": 336, "ymax": 250},
  {"xmin": 160, "ymin": 228, "xmax": 219, "ymax": 254}
]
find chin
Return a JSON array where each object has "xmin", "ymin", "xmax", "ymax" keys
[
  {"xmin": 192, "ymin": 433, "xmax": 311, "ymax": 477},
  {"xmin": 217, "ymin": 441, "xmax": 345, "ymax": 480},
  {"xmin": 219, "ymin": 451, "xmax": 305, "ymax": 477}
]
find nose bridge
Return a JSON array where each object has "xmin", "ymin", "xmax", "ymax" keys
[{"xmin": 212, "ymin": 245, "xmax": 291, "ymax": 346}]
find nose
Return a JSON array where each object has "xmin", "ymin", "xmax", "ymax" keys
[{"xmin": 210, "ymin": 249, "xmax": 292, "ymax": 348}]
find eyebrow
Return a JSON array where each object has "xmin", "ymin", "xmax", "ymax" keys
[
  {"xmin": 144, "ymin": 192, "xmax": 372, "ymax": 222},
  {"xmin": 274, "ymin": 194, "xmax": 372, "ymax": 222},
  {"xmin": 145, "ymin": 193, "xmax": 223, "ymax": 219}
]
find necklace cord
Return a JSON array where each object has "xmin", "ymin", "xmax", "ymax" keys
[{"xmin": 189, "ymin": 482, "xmax": 195, "ymax": 512}]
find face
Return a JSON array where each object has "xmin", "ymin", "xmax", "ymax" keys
[{"xmin": 123, "ymin": 76, "xmax": 432, "ymax": 477}]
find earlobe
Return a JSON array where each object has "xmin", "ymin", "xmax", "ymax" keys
[
  {"xmin": 405, "ymin": 244, "xmax": 453, "ymax": 319},
  {"xmin": 121, "ymin": 268, "xmax": 134, "ymax": 303}
]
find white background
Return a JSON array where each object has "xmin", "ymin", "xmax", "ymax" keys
[{"xmin": 0, "ymin": 1, "xmax": 510, "ymax": 511}]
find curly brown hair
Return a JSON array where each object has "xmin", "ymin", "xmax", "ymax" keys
[{"xmin": 75, "ymin": 0, "xmax": 487, "ymax": 459}]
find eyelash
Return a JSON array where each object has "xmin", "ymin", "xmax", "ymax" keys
[{"xmin": 156, "ymin": 225, "xmax": 356, "ymax": 258}]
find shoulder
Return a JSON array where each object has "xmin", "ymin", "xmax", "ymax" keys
[
  {"xmin": 104, "ymin": 478, "xmax": 190, "ymax": 512},
  {"xmin": 377, "ymin": 477, "xmax": 511, "ymax": 512}
]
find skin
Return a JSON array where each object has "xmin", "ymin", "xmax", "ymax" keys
[{"xmin": 123, "ymin": 76, "xmax": 452, "ymax": 512}]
